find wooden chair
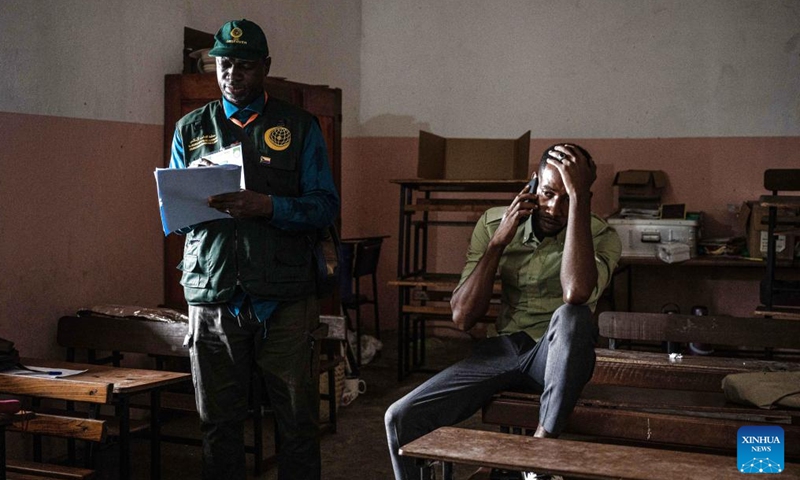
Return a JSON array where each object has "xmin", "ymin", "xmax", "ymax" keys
[{"xmin": 756, "ymin": 168, "xmax": 800, "ymax": 320}]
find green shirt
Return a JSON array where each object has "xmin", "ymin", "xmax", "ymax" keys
[{"xmin": 456, "ymin": 207, "xmax": 622, "ymax": 341}]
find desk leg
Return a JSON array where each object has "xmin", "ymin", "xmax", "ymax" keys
[
  {"xmin": 1, "ymin": 425, "xmax": 6, "ymax": 480},
  {"xmin": 119, "ymin": 396, "xmax": 130, "ymax": 480},
  {"xmin": 150, "ymin": 390, "xmax": 162, "ymax": 480},
  {"xmin": 441, "ymin": 461, "xmax": 453, "ymax": 480}
]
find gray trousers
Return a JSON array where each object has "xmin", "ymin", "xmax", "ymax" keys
[
  {"xmin": 385, "ymin": 304, "xmax": 598, "ymax": 480},
  {"xmin": 188, "ymin": 295, "xmax": 321, "ymax": 480}
]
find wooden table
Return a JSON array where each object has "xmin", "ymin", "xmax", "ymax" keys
[
  {"xmin": 611, "ymin": 254, "xmax": 797, "ymax": 312},
  {"xmin": 0, "ymin": 359, "xmax": 191, "ymax": 480}
]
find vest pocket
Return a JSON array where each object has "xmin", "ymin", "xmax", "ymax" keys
[
  {"xmin": 179, "ymin": 254, "xmax": 210, "ymax": 288},
  {"xmin": 269, "ymin": 240, "xmax": 312, "ymax": 283}
]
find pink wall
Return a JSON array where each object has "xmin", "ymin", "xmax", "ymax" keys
[
  {"xmin": 0, "ymin": 112, "xmax": 164, "ymax": 358},
  {"xmin": 341, "ymin": 136, "xmax": 800, "ymax": 335},
  {"xmin": 2, "ymin": 114, "xmax": 798, "ymax": 357}
]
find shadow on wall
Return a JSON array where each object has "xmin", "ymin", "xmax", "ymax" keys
[{"xmin": 358, "ymin": 114, "xmax": 431, "ymax": 138}]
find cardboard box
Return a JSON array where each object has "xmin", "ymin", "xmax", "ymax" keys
[
  {"xmin": 613, "ymin": 170, "xmax": 668, "ymax": 209},
  {"xmin": 417, "ymin": 130, "xmax": 530, "ymax": 180},
  {"xmin": 607, "ymin": 216, "xmax": 699, "ymax": 258},
  {"xmin": 739, "ymin": 201, "xmax": 799, "ymax": 261}
]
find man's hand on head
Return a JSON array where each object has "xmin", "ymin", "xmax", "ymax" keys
[
  {"xmin": 208, "ymin": 190, "xmax": 274, "ymax": 219},
  {"xmin": 546, "ymin": 145, "xmax": 596, "ymax": 200}
]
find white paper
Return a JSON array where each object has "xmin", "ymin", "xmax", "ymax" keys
[
  {"xmin": 154, "ymin": 164, "xmax": 241, "ymax": 235},
  {"xmin": 202, "ymin": 143, "xmax": 245, "ymax": 189},
  {"xmin": 5, "ymin": 365, "xmax": 88, "ymax": 378}
]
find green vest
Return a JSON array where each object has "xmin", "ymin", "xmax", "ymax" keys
[{"xmin": 174, "ymin": 97, "xmax": 318, "ymax": 304}]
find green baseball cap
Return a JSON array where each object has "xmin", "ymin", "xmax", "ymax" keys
[{"xmin": 208, "ymin": 19, "xmax": 269, "ymax": 60}]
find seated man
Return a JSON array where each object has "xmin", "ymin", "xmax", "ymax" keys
[{"xmin": 385, "ymin": 144, "xmax": 621, "ymax": 480}]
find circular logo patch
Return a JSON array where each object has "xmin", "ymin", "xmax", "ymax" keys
[
  {"xmin": 230, "ymin": 27, "xmax": 243, "ymax": 41},
  {"xmin": 265, "ymin": 127, "xmax": 291, "ymax": 151}
]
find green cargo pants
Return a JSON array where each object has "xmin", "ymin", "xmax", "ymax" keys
[{"xmin": 187, "ymin": 295, "xmax": 321, "ymax": 480}]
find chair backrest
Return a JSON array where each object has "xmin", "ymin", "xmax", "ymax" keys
[
  {"xmin": 764, "ymin": 169, "xmax": 800, "ymax": 193},
  {"xmin": 352, "ymin": 237, "xmax": 383, "ymax": 278}
]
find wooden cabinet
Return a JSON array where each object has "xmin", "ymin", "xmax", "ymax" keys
[{"xmin": 162, "ymin": 73, "xmax": 342, "ymax": 310}]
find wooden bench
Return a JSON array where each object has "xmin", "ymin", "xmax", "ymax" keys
[
  {"xmin": 483, "ymin": 312, "xmax": 800, "ymax": 459},
  {"xmin": 7, "ymin": 459, "xmax": 96, "ymax": 480},
  {"xmin": 5, "ymin": 411, "xmax": 106, "ymax": 480},
  {"xmin": 399, "ymin": 426, "xmax": 800, "ymax": 480}
]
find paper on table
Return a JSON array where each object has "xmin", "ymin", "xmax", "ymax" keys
[
  {"xmin": 155, "ymin": 164, "xmax": 241, "ymax": 235},
  {"xmin": 5, "ymin": 365, "xmax": 88, "ymax": 378}
]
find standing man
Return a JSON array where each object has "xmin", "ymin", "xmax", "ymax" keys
[
  {"xmin": 169, "ymin": 19, "xmax": 339, "ymax": 480},
  {"xmin": 385, "ymin": 144, "xmax": 621, "ymax": 480}
]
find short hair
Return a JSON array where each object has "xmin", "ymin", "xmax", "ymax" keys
[{"xmin": 537, "ymin": 143, "xmax": 592, "ymax": 176}]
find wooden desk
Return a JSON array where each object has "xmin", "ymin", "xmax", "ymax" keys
[
  {"xmin": 612, "ymin": 254, "xmax": 796, "ymax": 312},
  {"xmin": 0, "ymin": 359, "xmax": 190, "ymax": 480}
]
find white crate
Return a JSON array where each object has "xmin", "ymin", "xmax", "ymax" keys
[{"xmin": 607, "ymin": 216, "xmax": 699, "ymax": 258}]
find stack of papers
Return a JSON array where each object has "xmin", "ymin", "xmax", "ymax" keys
[{"xmin": 154, "ymin": 164, "xmax": 241, "ymax": 235}]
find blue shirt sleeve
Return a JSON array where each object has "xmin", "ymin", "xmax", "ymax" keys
[
  {"xmin": 269, "ymin": 120, "xmax": 340, "ymax": 230},
  {"xmin": 169, "ymin": 128, "xmax": 187, "ymax": 169}
]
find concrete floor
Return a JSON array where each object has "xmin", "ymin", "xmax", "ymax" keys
[{"xmin": 82, "ymin": 330, "xmax": 495, "ymax": 480}]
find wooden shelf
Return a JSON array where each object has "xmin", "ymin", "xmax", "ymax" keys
[
  {"xmin": 402, "ymin": 304, "xmax": 500, "ymax": 318},
  {"xmin": 390, "ymin": 274, "xmax": 502, "ymax": 293},
  {"xmin": 760, "ymin": 195, "xmax": 800, "ymax": 209},
  {"xmin": 754, "ymin": 306, "xmax": 800, "ymax": 321},
  {"xmin": 390, "ymin": 179, "xmax": 526, "ymax": 191}
]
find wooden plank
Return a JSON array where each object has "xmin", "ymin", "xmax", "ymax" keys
[
  {"xmin": 754, "ymin": 306, "xmax": 800, "ymax": 321},
  {"xmin": 400, "ymin": 427, "xmax": 800, "ymax": 480},
  {"xmin": 7, "ymin": 412, "xmax": 106, "ymax": 442},
  {"xmin": 7, "ymin": 460, "xmax": 95, "ymax": 480},
  {"xmin": 482, "ymin": 399, "xmax": 800, "ymax": 460},
  {"xmin": 598, "ymin": 312, "xmax": 800, "ymax": 349},
  {"xmin": 760, "ymin": 195, "xmax": 800, "ymax": 209},
  {"xmin": 19, "ymin": 358, "xmax": 191, "ymax": 396},
  {"xmin": 0, "ymin": 374, "xmax": 111, "ymax": 404},
  {"xmin": 57, "ymin": 315, "xmax": 189, "ymax": 358},
  {"xmin": 389, "ymin": 274, "xmax": 502, "ymax": 293},
  {"xmin": 593, "ymin": 348, "xmax": 800, "ymax": 391},
  {"xmin": 389, "ymin": 179, "xmax": 526, "ymax": 192},
  {"xmin": 494, "ymin": 386, "xmax": 800, "ymax": 420},
  {"xmin": 33, "ymin": 408, "xmax": 149, "ymax": 437},
  {"xmin": 402, "ymin": 305, "xmax": 500, "ymax": 318}
]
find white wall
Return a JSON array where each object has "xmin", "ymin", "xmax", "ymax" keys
[
  {"xmin": 0, "ymin": 0, "xmax": 362, "ymax": 134},
  {"xmin": 360, "ymin": 0, "xmax": 800, "ymax": 138}
]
